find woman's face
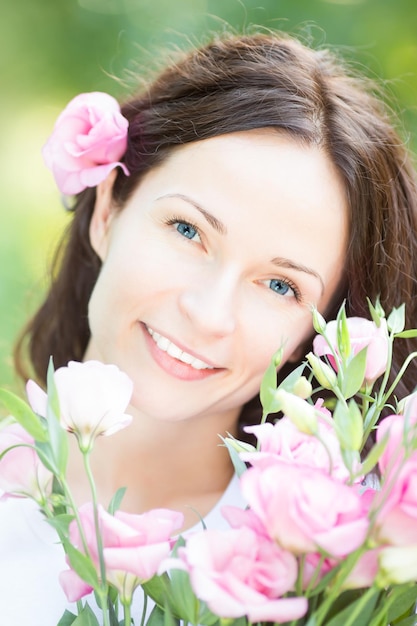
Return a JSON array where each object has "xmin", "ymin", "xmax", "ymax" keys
[{"xmin": 86, "ymin": 130, "xmax": 348, "ymax": 424}]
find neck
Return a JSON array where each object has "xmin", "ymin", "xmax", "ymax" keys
[{"xmin": 66, "ymin": 404, "xmax": 239, "ymax": 530}]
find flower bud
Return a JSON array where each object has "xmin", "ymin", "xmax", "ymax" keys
[
  {"xmin": 306, "ymin": 353, "xmax": 338, "ymax": 390},
  {"xmin": 377, "ymin": 545, "xmax": 417, "ymax": 586},
  {"xmin": 311, "ymin": 307, "xmax": 327, "ymax": 335},
  {"xmin": 274, "ymin": 389, "xmax": 318, "ymax": 435},
  {"xmin": 273, "ymin": 347, "xmax": 284, "ymax": 368},
  {"xmin": 292, "ymin": 376, "xmax": 313, "ymax": 400}
]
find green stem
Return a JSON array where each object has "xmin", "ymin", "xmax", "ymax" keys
[
  {"xmin": 340, "ymin": 586, "xmax": 379, "ymax": 626},
  {"xmin": 381, "ymin": 350, "xmax": 417, "ymax": 404},
  {"xmin": 124, "ymin": 600, "xmax": 132, "ymax": 626},
  {"xmin": 83, "ymin": 450, "xmax": 110, "ymax": 626},
  {"xmin": 59, "ymin": 478, "xmax": 91, "ymax": 556},
  {"xmin": 139, "ymin": 593, "xmax": 148, "ymax": 626}
]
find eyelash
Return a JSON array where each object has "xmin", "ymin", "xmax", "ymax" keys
[{"xmin": 164, "ymin": 214, "xmax": 303, "ymax": 303}]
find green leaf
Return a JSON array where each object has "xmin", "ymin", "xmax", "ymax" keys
[
  {"xmin": 387, "ymin": 304, "xmax": 406, "ymax": 334},
  {"xmin": 108, "ymin": 487, "xmax": 127, "ymax": 514},
  {"xmin": 358, "ymin": 433, "xmax": 388, "ymax": 475},
  {"xmin": 387, "ymin": 583, "xmax": 417, "ymax": 623},
  {"xmin": 0, "ymin": 389, "xmax": 48, "ymax": 441},
  {"xmin": 259, "ymin": 357, "xmax": 278, "ymax": 412},
  {"xmin": 168, "ymin": 567, "xmax": 198, "ymax": 622},
  {"xmin": 46, "ymin": 400, "xmax": 69, "ymax": 477},
  {"xmin": 70, "ymin": 603, "xmax": 100, "ymax": 626},
  {"xmin": 143, "ymin": 573, "xmax": 172, "ymax": 609},
  {"xmin": 333, "ymin": 400, "xmax": 363, "ymax": 451},
  {"xmin": 323, "ymin": 587, "xmax": 380, "ymax": 626},
  {"xmin": 343, "ymin": 347, "xmax": 368, "ymax": 398},
  {"xmin": 367, "ymin": 297, "xmax": 384, "ymax": 327},
  {"xmin": 163, "ymin": 602, "xmax": 180, "ymax": 626},
  {"xmin": 146, "ymin": 604, "xmax": 166, "ymax": 626},
  {"xmin": 46, "ymin": 357, "xmax": 61, "ymax": 418},
  {"xmin": 46, "ymin": 514, "xmax": 74, "ymax": 536},
  {"xmin": 340, "ymin": 447, "xmax": 361, "ymax": 475},
  {"xmin": 107, "ymin": 594, "xmax": 119, "ymax": 626},
  {"xmin": 221, "ymin": 436, "xmax": 248, "ymax": 477},
  {"xmin": 395, "ymin": 329, "xmax": 417, "ymax": 338},
  {"xmin": 57, "ymin": 610, "xmax": 77, "ymax": 626},
  {"xmin": 393, "ymin": 617, "xmax": 417, "ymax": 626},
  {"xmin": 63, "ymin": 540, "xmax": 100, "ymax": 590},
  {"xmin": 197, "ymin": 602, "xmax": 220, "ymax": 626},
  {"xmin": 278, "ymin": 364, "xmax": 307, "ymax": 393},
  {"xmin": 35, "ymin": 440, "xmax": 60, "ymax": 474}
]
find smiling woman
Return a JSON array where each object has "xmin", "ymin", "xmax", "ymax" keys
[{"xmin": 5, "ymin": 30, "xmax": 417, "ymax": 624}]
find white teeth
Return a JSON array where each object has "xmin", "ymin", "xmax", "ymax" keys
[{"xmin": 147, "ymin": 327, "xmax": 215, "ymax": 370}]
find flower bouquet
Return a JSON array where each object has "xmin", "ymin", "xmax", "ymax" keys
[{"xmin": 1, "ymin": 299, "xmax": 417, "ymax": 626}]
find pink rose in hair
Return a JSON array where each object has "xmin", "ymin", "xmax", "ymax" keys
[
  {"xmin": 313, "ymin": 317, "xmax": 389, "ymax": 384},
  {"xmin": 60, "ymin": 502, "xmax": 183, "ymax": 603},
  {"xmin": 241, "ymin": 461, "xmax": 369, "ymax": 557},
  {"xmin": 0, "ymin": 423, "xmax": 52, "ymax": 501},
  {"xmin": 163, "ymin": 526, "xmax": 307, "ymax": 622},
  {"xmin": 43, "ymin": 91, "xmax": 130, "ymax": 195}
]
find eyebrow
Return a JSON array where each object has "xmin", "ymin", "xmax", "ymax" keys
[
  {"xmin": 271, "ymin": 257, "xmax": 325, "ymax": 295},
  {"xmin": 157, "ymin": 193, "xmax": 227, "ymax": 235}
]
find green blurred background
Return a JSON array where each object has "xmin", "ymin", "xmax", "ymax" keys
[{"xmin": 1, "ymin": 0, "xmax": 417, "ymax": 394}]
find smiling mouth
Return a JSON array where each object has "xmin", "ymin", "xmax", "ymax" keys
[{"xmin": 146, "ymin": 326, "xmax": 216, "ymax": 371}]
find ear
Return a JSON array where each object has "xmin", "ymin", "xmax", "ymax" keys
[{"xmin": 89, "ymin": 169, "xmax": 118, "ymax": 261}]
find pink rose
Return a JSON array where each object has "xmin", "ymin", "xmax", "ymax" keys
[
  {"xmin": 60, "ymin": 502, "xmax": 184, "ymax": 603},
  {"xmin": 26, "ymin": 360, "xmax": 133, "ymax": 451},
  {"xmin": 375, "ymin": 455, "xmax": 417, "ymax": 546},
  {"xmin": 0, "ymin": 423, "xmax": 52, "ymax": 501},
  {"xmin": 241, "ymin": 461, "xmax": 369, "ymax": 557},
  {"xmin": 43, "ymin": 92, "xmax": 130, "ymax": 195},
  {"xmin": 242, "ymin": 401, "xmax": 352, "ymax": 483},
  {"xmin": 376, "ymin": 413, "xmax": 416, "ymax": 477},
  {"xmin": 164, "ymin": 526, "xmax": 307, "ymax": 622},
  {"xmin": 341, "ymin": 549, "xmax": 381, "ymax": 590},
  {"xmin": 374, "ymin": 412, "xmax": 417, "ymax": 546},
  {"xmin": 313, "ymin": 317, "xmax": 389, "ymax": 384}
]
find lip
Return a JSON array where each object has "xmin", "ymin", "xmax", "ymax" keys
[{"xmin": 141, "ymin": 323, "xmax": 224, "ymax": 381}]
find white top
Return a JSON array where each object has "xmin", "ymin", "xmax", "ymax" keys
[{"xmin": 0, "ymin": 474, "xmax": 246, "ymax": 626}]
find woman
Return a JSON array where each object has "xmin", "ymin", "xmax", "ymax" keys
[{"xmin": 4, "ymin": 31, "xmax": 417, "ymax": 624}]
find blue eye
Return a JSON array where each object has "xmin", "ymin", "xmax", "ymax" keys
[
  {"xmin": 269, "ymin": 279, "xmax": 292, "ymax": 296},
  {"xmin": 176, "ymin": 221, "xmax": 199, "ymax": 240}
]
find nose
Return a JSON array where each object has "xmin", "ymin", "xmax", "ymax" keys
[{"xmin": 178, "ymin": 267, "xmax": 238, "ymax": 337}]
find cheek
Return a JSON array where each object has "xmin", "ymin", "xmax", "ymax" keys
[{"xmin": 240, "ymin": 306, "xmax": 314, "ymax": 384}]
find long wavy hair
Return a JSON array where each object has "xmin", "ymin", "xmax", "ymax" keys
[{"xmin": 15, "ymin": 32, "xmax": 417, "ymax": 433}]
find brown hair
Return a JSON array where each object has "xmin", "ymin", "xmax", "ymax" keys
[{"xmin": 15, "ymin": 32, "xmax": 417, "ymax": 429}]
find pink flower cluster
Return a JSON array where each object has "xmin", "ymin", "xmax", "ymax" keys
[
  {"xmin": 162, "ymin": 405, "xmax": 369, "ymax": 622},
  {"xmin": 43, "ymin": 92, "xmax": 130, "ymax": 195}
]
